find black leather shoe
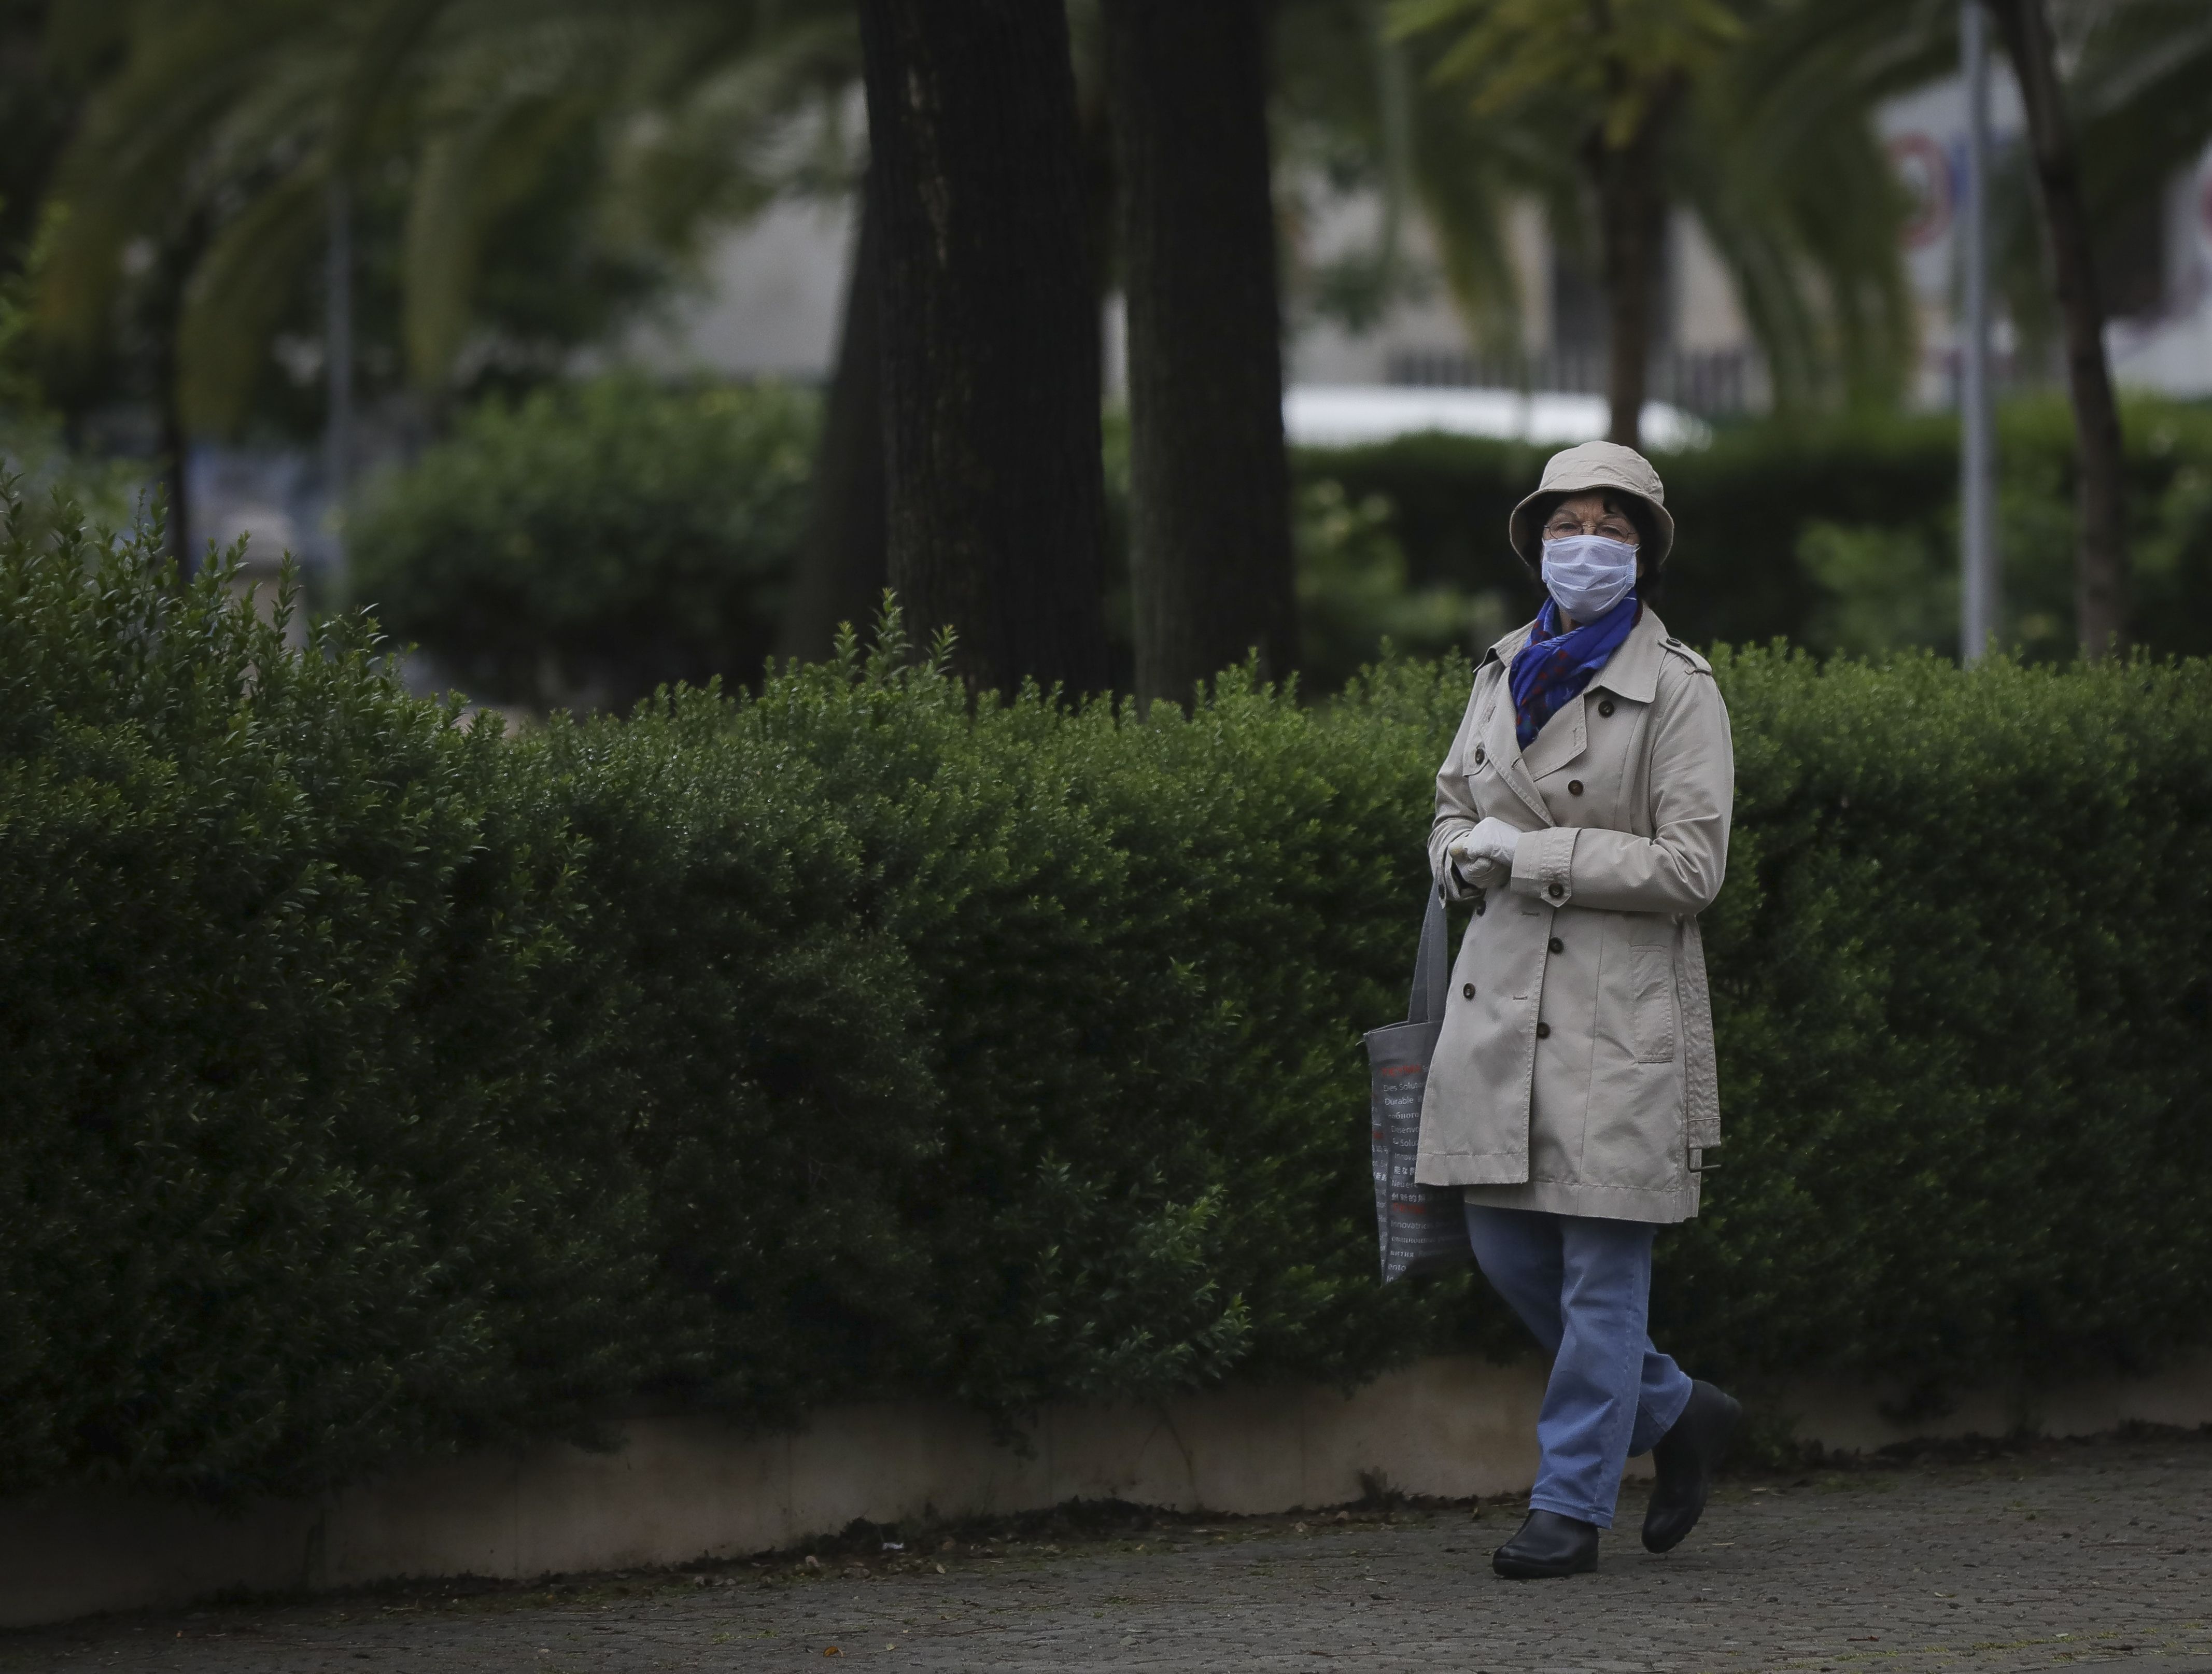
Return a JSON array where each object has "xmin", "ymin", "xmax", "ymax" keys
[
  {"xmin": 1491, "ymin": 1509, "xmax": 1600, "ymax": 1579},
  {"xmin": 1642, "ymin": 1379, "xmax": 1742, "ymax": 1553}
]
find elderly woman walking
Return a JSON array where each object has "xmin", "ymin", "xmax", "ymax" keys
[{"xmin": 1421, "ymin": 440, "xmax": 1740, "ymax": 1579}]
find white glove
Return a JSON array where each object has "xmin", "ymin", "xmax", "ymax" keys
[{"xmin": 1446, "ymin": 818, "xmax": 1522, "ymax": 888}]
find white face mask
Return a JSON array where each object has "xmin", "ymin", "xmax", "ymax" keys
[{"xmin": 1541, "ymin": 533, "xmax": 1639, "ymax": 621}]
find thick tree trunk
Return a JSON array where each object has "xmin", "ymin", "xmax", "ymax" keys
[
  {"xmin": 777, "ymin": 176, "xmax": 888, "ymax": 664},
  {"xmin": 855, "ymin": 0, "xmax": 1110, "ymax": 697},
  {"xmin": 1988, "ymin": 0, "xmax": 2129, "ymax": 657},
  {"xmin": 1588, "ymin": 100, "xmax": 1674, "ymax": 452},
  {"xmin": 1106, "ymin": 0, "xmax": 1298, "ymax": 705}
]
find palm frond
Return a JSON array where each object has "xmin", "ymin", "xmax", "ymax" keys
[
  {"xmin": 41, "ymin": 0, "xmax": 868, "ymax": 423},
  {"xmin": 2075, "ymin": 0, "xmax": 2212, "ymax": 223},
  {"xmin": 1404, "ymin": 63, "xmax": 1547, "ymax": 353},
  {"xmin": 1678, "ymin": 6, "xmax": 1921, "ymax": 407},
  {"xmin": 177, "ymin": 163, "xmax": 326, "ymax": 431},
  {"xmin": 405, "ymin": 90, "xmax": 603, "ymax": 388},
  {"xmin": 39, "ymin": 0, "xmax": 321, "ymax": 351}
]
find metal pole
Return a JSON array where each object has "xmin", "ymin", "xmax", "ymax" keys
[
  {"xmin": 1960, "ymin": 0, "xmax": 1998, "ymax": 663},
  {"xmin": 325, "ymin": 177, "xmax": 354, "ymax": 575}
]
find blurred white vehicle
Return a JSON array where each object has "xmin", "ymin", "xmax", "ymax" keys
[{"xmin": 1282, "ymin": 385, "xmax": 1711, "ymax": 452}]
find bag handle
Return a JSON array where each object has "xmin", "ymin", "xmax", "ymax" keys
[{"xmin": 1405, "ymin": 879, "xmax": 1450, "ymax": 1025}]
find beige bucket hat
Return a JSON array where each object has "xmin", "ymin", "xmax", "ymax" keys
[{"xmin": 1507, "ymin": 440, "xmax": 1675, "ymax": 572}]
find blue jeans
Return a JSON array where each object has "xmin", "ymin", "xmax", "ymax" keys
[{"xmin": 1464, "ymin": 1204, "xmax": 1695, "ymax": 1528}]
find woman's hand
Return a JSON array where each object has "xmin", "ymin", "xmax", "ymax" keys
[{"xmin": 1447, "ymin": 817, "xmax": 1523, "ymax": 887}]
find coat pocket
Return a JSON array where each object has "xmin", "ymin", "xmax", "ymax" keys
[{"xmin": 1628, "ymin": 945, "xmax": 1677, "ymax": 1063}]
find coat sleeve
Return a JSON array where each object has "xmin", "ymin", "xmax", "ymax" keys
[
  {"xmin": 1508, "ymin": 659, "xmax": 1734, "ymax": 915},
  {"xmin": 1427, "ymin": 676, "xmax": 1489, "ymax": 901}
]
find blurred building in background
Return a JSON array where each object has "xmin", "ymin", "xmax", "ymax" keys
[
  {"xmin": 1882, "ymin": 73, "xmax": 2212, "ymax": 405},
  {"xmin": 609, "ymin": 73, "xmax": 2212, "ymax": 442}
]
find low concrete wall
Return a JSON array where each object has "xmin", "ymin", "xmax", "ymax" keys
[
  {"xmin": 5, "ymin": 1354, "xmax": 2207, "ymax": 1630},
  {"xmin": 1769, "ymin": 1358, "xmax": 2212, "ymax": 1456}
]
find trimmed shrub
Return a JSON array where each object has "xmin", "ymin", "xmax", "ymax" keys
[
  {"xmin": 349, "ymin": 376, "xmax": 815, "ymax": 711},
  {"xmin": 537, "ymin": 623, "xmax": 1467, "ymax": 1423},
  {"xmin": 0, "ymin": 514, "xmax": 659, "ymax": 1501},
  {"xmin": 349, "ymin": 389, "xmax": 2212, "ymax": 712},
  {"xmin": 1299, "ymin": 396, "xmax": 2212, "ymax": 663},
  {"xmin": 4, "ymin": 494, "xmax": 2211, "ymax": 1501},
  {"xmin": 1671, "ymin": 645, "xmax": 2212, "ymax": 1400}
]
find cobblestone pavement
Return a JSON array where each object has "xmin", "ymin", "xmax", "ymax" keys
[{"xmin": 8, "ymin": 1431, "xmax": 2210, "ymax": 1674}]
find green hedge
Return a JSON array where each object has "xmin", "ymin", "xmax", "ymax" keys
[
  {"xmin": 353, "ymin": 387, "xmax": 2212, "ymax": 714},
  {"xmin": 350, "ymin": 376, "xmax": 816, "ymax": 712},
  {"xmin": 1673, "ymin": 648, "xmax": 2212, "ymax": 1404},
  {"xmin": 4, "ymin": 498, "xmax": 2211, "ymax": 1501},
  {"xmin": 1299, "ymin": 396, "xmax": 2212, "ymax": 663},
  {"xmin": 0, "ymin": 521, "xmax": 659, "ymax": 1499}
]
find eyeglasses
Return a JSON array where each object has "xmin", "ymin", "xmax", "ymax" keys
[{"xmin": 1543, "ymin": 514, "xmax": 1639, "ymax": 544}]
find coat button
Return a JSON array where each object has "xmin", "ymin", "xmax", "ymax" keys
[
  {"xmin": 1535, "ymin": 1021, "xmax": 1551, "ymax": 1039},
  {"xmin": 1568, "ymin": 779, "xmax": 1584, "ymax": 796},
  {"xmin": 1474, "ymin": 898, "xmax": 1486, "ymax": 916},
  {"xmin": 1462, "ymin": 982, "xmax": 1475, "ymax": 1000},
  {"xmin": 1547, "ymin": 882, "xmax": 1564, "ymax": 898},
  {"xmin": 1473, "ymin": 746, "xmax": 1486, "ymax": 765},
  {"xmin": 1598, "ymin": 699, "xmax": 1615, "ymax": 717},
  {"xmin": 1549, "ymin": 937, "xmax": 1563, "ymax": 954}
]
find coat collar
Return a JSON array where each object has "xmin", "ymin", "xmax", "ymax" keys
[
  {"xmin": 1589, "ymin": 603, "xmax": 1669, "ymax": 703},
  {"xmin": 1478, "ymin": 602, "xmax": 1670, "ymax": 706}
]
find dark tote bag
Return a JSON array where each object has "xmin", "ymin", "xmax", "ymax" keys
[{"xmin": 1364, "ymin": 883, "xmax": 1474, "ymax": 1283}]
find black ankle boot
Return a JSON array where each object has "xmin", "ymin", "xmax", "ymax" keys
[
  {"xmin": 1491, "ymin": 1509, "xmax": 1600, "ymax": 1579},
  {"xmin": 1642, "ymin": 1379, "xmax": 1741, "ymax": 1553}
]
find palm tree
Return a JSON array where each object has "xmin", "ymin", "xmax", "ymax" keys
[
  {"xmin": 2060, "ymin": 0, "xmax": 2212, "ymax": 655},
  {"xmin": 1985, "ymin": 0, "xmax": 2126, "ymax": 656},
  {"xmin": 2074, "ymin": 0, "xmax": 2212, "ymax": 184},
  {"xmin": 1770, "ymin": 0, "xmax": 2186, "ymax": 659},
  {"xmin": 1385, "ymin": 0, "xmax": 1924, "ymax": 445},
  {"xmin": 38, "ymin": 0, "xmax": 855, "ymax": 551}
]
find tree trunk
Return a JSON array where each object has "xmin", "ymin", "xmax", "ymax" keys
[
  {"xmin": 1106, "ymin": 0, "xmax": 1298, "ymax": 705},
  {"xmin": 158, "ymin": 335, "xmax": 191, "ymax": 574},
  {"xmin": 777, "ymin": 174, "xmax": 888, "ymax": 664},
  {"xmin": 855, "ymin": 0, "xmax": 1110, "ymax": 697},
  {"xmin": 1587, "ymin": 100, "xmax": 1673, "ymax": 452},
  {"xmin": 1988, "ymin": 0, "xmax": 2129, "ymax": 658},
  {"xmin": 325, "ymin": 178, "xmax": 354, "ymax": 554},
  {"xmin": 150, "ymin": 209, "xmax": 214, "ymax": 577},
  {"xmin": 154, "ymin": 261, "xmax": 192, "ymax": 575}
]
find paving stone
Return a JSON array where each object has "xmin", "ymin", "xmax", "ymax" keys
[{"xmin": 5, "ymin": 1431, "xmax": 2209, "ymax": 1672}]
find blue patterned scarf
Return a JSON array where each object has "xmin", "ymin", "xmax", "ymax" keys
[{"xmin": 1509, "ymin": 593, "xmax": 1640, "ymax": 749}]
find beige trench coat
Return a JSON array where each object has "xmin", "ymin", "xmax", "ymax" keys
[{"xmin": 1416, "ymin": 604, "xmax": 1733, "ymax": 1223}]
